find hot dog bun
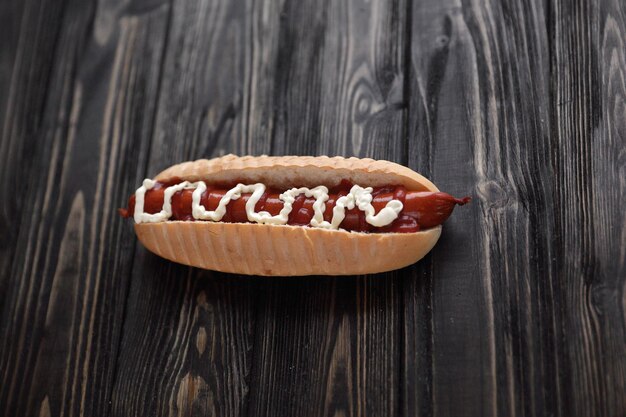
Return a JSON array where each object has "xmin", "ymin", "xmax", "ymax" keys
[
  {"xmin": 135, "ymin": 154, "xmax": 442, "ymax": 276},
  {"xmin": 154, "ymin": 154, "xmax": 439, "ymax": 192}
]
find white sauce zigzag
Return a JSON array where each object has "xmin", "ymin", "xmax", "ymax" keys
[{"xmin": 133, "ymin": 180, "xmax": 403, "ymax": 230}]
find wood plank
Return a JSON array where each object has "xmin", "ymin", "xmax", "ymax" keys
[
  {"xmin": 0, "ymin": 0, "xmax": 170, "ymax": 415},
  {"xmin": 0, "ymin": 0, "xmax": 71, "ymax": 317},
  {"xmin": 245, "ymin": 0, "xmax": 407, "ymax": 416},
  {"xmin": 109, "ymin": 1, "xmax": 258, "ymax": 416},
  {"xmin": 0, "ymin": 0, "xmax": 25, "ymax": 130},
  {"xmin": 550, "ymin": 0, "xmax": 626, "ymax": 415},
  {"xmin": 404, "ymin": 0, "xmax": 558, "ymax": 416}
]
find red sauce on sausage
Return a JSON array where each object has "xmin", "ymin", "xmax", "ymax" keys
[{"xmin": 118, "ymin": 179, "xmax": 470, "ymax": 233}]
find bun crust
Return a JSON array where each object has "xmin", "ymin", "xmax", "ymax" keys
[
  {"xmin": 136, "ymin": 155, "xmax": 443, "ymax": 276},
  {"xmin": 154, "ymin": 154, "xmax": 439, "ymax": 192},
  {"xmin": 135, "ymin": 222, "xmax": 442, "ymax": 276}
]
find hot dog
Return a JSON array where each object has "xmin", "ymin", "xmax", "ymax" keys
[
  {"xmin": 120, "ymin": 155, "xmax": 470, "ymax": 276},
  {"xmin": 119, "ymin": 180, "xmax": 469, "ymax": 232}
]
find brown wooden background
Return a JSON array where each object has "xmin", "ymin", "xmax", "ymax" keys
[{"xmin": 1, "ymin": 0, "xmax": 625, "ymax": 416}]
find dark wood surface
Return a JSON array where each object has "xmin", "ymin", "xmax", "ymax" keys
[{"xmin": 0, "ymin": 0, "xmax": 624, "ymax": 416}]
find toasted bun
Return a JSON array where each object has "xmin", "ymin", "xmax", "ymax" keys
[
  {"xmin": 155, "ymin": 154, "xmax": 439, "ymax": 192},
  {"xmin": 137, "ymin": 155, "xmax": 442, "ymax": 276},
  {"xmin": 135, "ymin": 222, "xmax": 441, "ymax": 276}
]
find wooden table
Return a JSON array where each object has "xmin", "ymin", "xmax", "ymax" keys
[{"xmin": 1, "ymin": 0, "xmax": 625, "ymax": 416}]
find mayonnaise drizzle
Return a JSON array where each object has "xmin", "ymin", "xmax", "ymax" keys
[
  {"xmin": 134, "ymin": 179, "xmax": 196, "ymax": 223},
  {"xmin": 133, "ymin": 180, "xmax": 403, "ymax": 230}
]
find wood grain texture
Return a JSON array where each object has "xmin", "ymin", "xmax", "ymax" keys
[
  {"xmin": 245, "ymin": 1, "xmax": 407, "ymax": 416},
  {"xmin": 0, "ymin": 0, "xmax": 24, "ymax": 134},
  {"xmin": 1, "ymin": 0, "xmax": 625, "ymax": 416},
  {"xmin": 551, "ymin": 0, "xmax": 626, "ymax": 415},
  {"xmin": 248, "ymin": 275, "xmax": 402, "ymax": 417},
  {"xmin": 109, "ymin": 1, "xmax": 257, "ymax": 416},
  {"xmin": 0, "ymin": 0, "xmax": 170, "ymax": 415},
  {"xmin": 403, "ymin": 0, "xmax": 626, "ymax": 416},
  {"xmin": 404, "ymin": 0, "xmax": 561, "ymax": 416},
  {"xmin": 0, "ymin": 0, "xmax": 73, "ymax": 318}
]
